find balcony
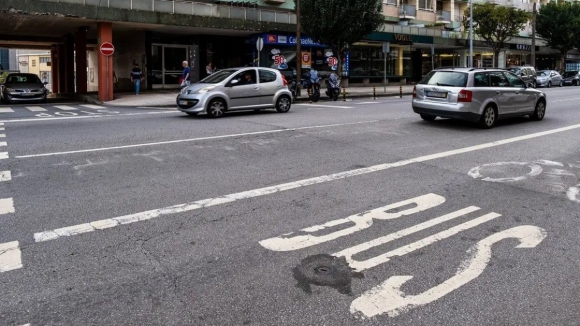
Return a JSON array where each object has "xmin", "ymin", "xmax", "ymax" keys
[
  {"xmin": 36, "ymin": 0, "xmax": 297, "ymax": 24},
  {"xmin": 436, "ymin": 10, "xmax": 451, "ymax": 23},
  {"xmin": 399, "ymin": 4, "xmax": 417, "ymax": 19},
  {"xmin": 384, "ymin": 0, "xmax": 398, "ymax": 5}
]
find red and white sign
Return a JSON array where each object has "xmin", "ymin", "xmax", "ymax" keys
[
  {"xmin": 273, "ymin": 54, "xmax": 285, "ymax": 66},
  {"xmin": 328, "ymin": 57, "xmax": 338, "ymax": 67},
  {"xmin": 267, "ymin": 35, "xmax": 277, "ymax": 43},
  {"xmin": 100, "ymin": 42, "xmax": 115, "ymax": 56}
]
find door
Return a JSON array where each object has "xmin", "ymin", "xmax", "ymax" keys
[
  {"xmin": 258, "ymin": 69, "xmax": 282, "ymax": 106},
  {"xmin": 502, "ymin": 71, "xmax": 530, "ymax": 113},
  {"xmin": 489, "ymin": 71, "xmax": 517, "ymax": 115},
  {"xmin": 227, "ymin": 69, "xmax": 261, "ymax": 109},
  {"xmin": 151, "ymin": 45, "xmax": 188, "ymax": 89}
]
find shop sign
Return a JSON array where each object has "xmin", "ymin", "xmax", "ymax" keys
[
  {"xmin": 263, "ymin": 34, "xmax": 325, "ymax": 47},
  {"xmin": 301, "ymin": 52, "xmax": 311, "ymax": 68},
  {"xmin": 271, "ymin": 49, "xmax": 288, "ymax": 69},
  {"xmin": 509, "ymin": 44, "xmax": 539, "ymax": 51},
  {"xmin": 394, "ymin": 34, "xmax": 413, "ymax": 43}
]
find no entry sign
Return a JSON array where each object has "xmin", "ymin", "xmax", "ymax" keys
[{"xmin": 100, "ymin": 42, "xmax": 115, "ymax": 56}]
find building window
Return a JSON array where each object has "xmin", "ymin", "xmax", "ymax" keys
[
  {"xmin": 419, "ymin": 0, "xmax": 432, "ymax": 10},
  {"xmin": 40, "ymin": 57, "xmax": 51, "ymax": 64},
  {"xmin": 31, "ymin": 60, "xmax": 36, "ymax": 67}
]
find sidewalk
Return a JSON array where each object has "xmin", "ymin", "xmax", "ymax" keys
[{"xmin": 103, "ymin": 85, "xmax": 416, "ymax": 107}]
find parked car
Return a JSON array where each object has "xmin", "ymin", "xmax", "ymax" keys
[
  {"xmin": 176, "ymin": 67, "xmax": 292, "ymax": 118},
  {"xmin": 506, "ymin": 66, "xmax": 537, "ymax": 88},
  {"xmin": 535, "ymin": 70, "xmax": 562, "ymax": 88},
  {"xmin": 411, "ymin": 68, "xmax": 547, "ymax": 128},
  {"xmin": 0, "ymin": 72, "xmax": 48, "ymax": 104},
  {"xmin": 561, "ymin": 71, "xmax": 580, "ymax": 86}
]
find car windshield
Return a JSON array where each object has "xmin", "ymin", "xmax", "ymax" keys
[
  {"xmin": 563, "ymin": 71, "xmax": 578, "ymax": 77},
  {"xmin": 5, "ymin": 74, "xmax": 41, "ymax": 84},
  {"xmin": 199, "ymin": 69, "xmax": 238, "ymax": 83},
  {"xmin": 538, "ymin": 71, "xmax": 550, "ymax": 77},
  {"xmin": 419, "ymin": 71, "xmax": 468, "ymax": 87}
]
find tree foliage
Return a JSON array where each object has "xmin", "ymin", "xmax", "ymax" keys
[
  {"xmin": 536, "ymin": 2, "xmax": 580, "ymax": 68},
  {"xmin": 299, "ymin": 0, "xmax": 384, "ymax": 76},
  {"xmin": 464, "ymin": 3, "xmax": 529, "ymax": 66}
]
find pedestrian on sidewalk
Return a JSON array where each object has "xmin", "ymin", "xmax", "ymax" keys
[
  {"xmin": 130, "ymin": 64, "xmax": 143, "ymax": 95},
  {"xmin": 181, "ymin": 61, "xmax": 191, "ymax": 88}
]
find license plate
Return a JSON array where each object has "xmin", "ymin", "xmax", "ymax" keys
[
  {"xmin": 426, "ymin": 91, "xmax": 447, "ymax": 98},
  {"xmin": 178, "ymin": 100, "xmax": 187, "ymax": 105},
  {"xmin": 22, "ymin": 93, "xmax": 35, "ymax": 96}
]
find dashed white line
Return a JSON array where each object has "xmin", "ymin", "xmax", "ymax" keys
[
  {"xmin": 80, "ymin": 104, "xmax": 106, "ymax": 109},
  {"xmin": 0, "ymin": 108, "xmax": 14, "ymax": 113},
  {"xmin": 356, "ymin": 101, "xmax": 380, "ymax": 104},
  {"xmin": 54, "ymin": 105, "xmax": 78, "ymax": 111},
  {"xmin": 16, "ymin": 120, "xmax": 380, "ymax": 158},
  {"xmin": 0, "ymin": 171, "xmax": 11, "ymax": 182},
  {"xmin": 0, "ymin": 241, "xmax": 22, "ymax": 273},
  {"xmin": 0, "ymin": 198, "xmax": 15, "ymax": 215},
  {"xmin": 33, "ymin": 122, "xmax": 580, "ymax": 243},
  {"xmin": 25, "ymin": 106, "xmax": 47, "ymax": 112}
]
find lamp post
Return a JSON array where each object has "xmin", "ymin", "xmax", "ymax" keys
[
  {"xmin": 531, "ymin": 2, "xmax": 536, "ymax": 68},
  {"xmin": 469, "ymin": 0, "xmax": 474, "ymax": 68},
  {"xmin": 296, "ymin": 0, "xmax": 301, "ymax": 89}
]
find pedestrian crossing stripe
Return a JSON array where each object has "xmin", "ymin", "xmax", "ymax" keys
[
  {"xmin": 54, "ymin": 105, "xmax": 78, "ymax": 111},
  {"xmin": 0, "ymin": 108, "xmax": 14, "ymax": 113},
  {"xmin": 0, "ymin": 105, "xmax": 107, "ymax": 113},
  {"xmin": 26, "ymin": 106, "xmax": 47, "ymax": 112},
  {"xmin": 81, "ymin": 104, "xmax": 105, "ymax": 109}
]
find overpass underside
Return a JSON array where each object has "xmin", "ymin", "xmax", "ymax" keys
[{"xmin": 0, "ymin": 0, "xmax": 294, "ymax": 100}]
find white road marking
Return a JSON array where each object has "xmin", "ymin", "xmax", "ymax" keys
[
  {"xmin": 468, "ymin": 162, "xmax": 543, "ymax": 182},
  {"xmin": 333, "ymin": 207, "xmax": 486, "ymax": 271},
  {"xmin": 26, "ymin": 106, "xmax": 47, "ymax": 112},
  {"xmin": 16, "ymin": 120, "xmax": 380, "ymax": 159},
  {"xmin": 34, "ymin": 122, "xmax": 580, "ymax": 242},
  {"xmin": 295, "ymin": 103, "xmax": 354, "ymax": 109},
  {"xmin": 356, "ymin": 102, "xmax": 380, "ymax": 104},
  {"xmin": 0, "ymin": 171, "xmax": 11, "ymax": 182},
  {"xmin": 350, "ymin": 225, "xmax": 546, "ymax": 318},
  {"xmin": 551, "ymin": 97, "xmax": 580, "ymax": 103},
  {"xmin": 259, "ymin": 194, "xmax": 446, "ymax": 251},
  {"xmin": 0, "ymin": 134, "xmax": 5, "ymax": 138},
  {"xmin": 0, "ymin": 111, "xmax": 175, "ymax": 123},
  {"xmin": 137, "ymin": 107, "xmax": 176, "ymax": 110},
  {"xmin": 54, "ymin": 105, "xmax": 78, "ymax": 111},
  {"xmin": 0, "ymin": 141, "xmax": 6, "ymax": 147},
  {"xmin": 0, "ymin": 127, "xmax": 5, "ymax": 131},
  {"xmin": 0, "ymin": 152, "xmax": 8, "ymax": 159},
  {"xmin": 0, "ymin": 241, "xmax": 23, "ymax": 273},
  {"xmin": 0, "ymin": 108, "xmax": 14, "ymax": 113},
  {"xmin": 80, "ymin": 104, "xmax": 106, "ymax": 109},
  {"xmin": 0, "ymin": 198, "xmax": 15, "ymax": 215},
  {"xmin": 567, "ymin": 185, "xmax": 580, "ymax": 203}
]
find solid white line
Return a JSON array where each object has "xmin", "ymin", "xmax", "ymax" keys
[
  {"xmin": 80, "ymin": 104, "xmax": 105, "ymax": 109},
  {"xmin": 551, "ymin": 97, "xmax": 580, "ymax": 103},
  {"xmin": 0, "ymin": 108, "xmax": 14, "ymax": 113},
  {"xmin": 16, "ymin": 120, "xmax": 380, "ymax": 159},
  {"xmin": 0, "ymin": 198, "xmax": 15, "ymax": 215},
  {"xmin": 33, "ymin": 122, "xmax": 580, "ymax": 243},
  {"xmin": 0, "ymin": 152, "xmax": 8, "ymax": 159},
  {"xmin": 295, "ymin": 103, "xmax": 354, "ymax": 109},
  {"xmin": 356, "ymin": 102, "xmax": 380, "ymax": 104},
  {"xmin": 0, "ymin": 241, "xmax": 22, "ymax": 273},
  {"xmin": 0, "ymin": 171, "xmax": 11, "ymax": 182},
  {"xmin": 0, "ymin": 111, "xmax": 175, "ymax": 123},
  {"xmin": 54, "ymin": 105, "xmax": 78, "ymax": 111},
  {"xmin": 26, "ymin": 106, "xmax": 47, "ymax": 112}
]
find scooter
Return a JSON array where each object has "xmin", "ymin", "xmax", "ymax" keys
[
  {"xmin": 302, "ymin": 70, "xmax": 321, "ymax": 102},
  {"xmin": 325, "ymin": 73, "xmax": 340, "ymax": 101}
]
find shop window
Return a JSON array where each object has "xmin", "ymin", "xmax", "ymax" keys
[
  {"xmin": 474, "ymin": 72, "xmax": 489, "ymax": 87},
  {"xmin": 259, "ymin": 69, "xmax": 277, "ymax": 83}
]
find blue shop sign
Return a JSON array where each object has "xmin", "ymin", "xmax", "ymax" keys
[{"xmin": 259, "ymin": 34, "xmax": 327, "ymax": 48}]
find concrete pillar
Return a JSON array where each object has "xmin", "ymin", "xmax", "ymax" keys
[
  {"xmin": 75, "ymin": 27, "xmax": 88, "ymax": 94},
  {"xmin": 396, "ymin": 47, "xmax": 404, "ymax": 76},
  {"xmin": 498, "ymin": 51, "xmax": 506, "ymax": 68},
  {"xmin": 458, "ymin": 49, "xmax": 467, "ymax": 67},
  {"xmin": 63, "ymin": 34, "xmax": 75, "ymax": 93},
  {"xmin": 51, "ymin": 46, "xmax": 59, "ymax": 94},
  {"xmin": 58, "ymin": 43, "xmax": 66, "ymax": 94},
  {"xmin": 97, "ymin": 22, "xmax": 113, "ymax": 101}
]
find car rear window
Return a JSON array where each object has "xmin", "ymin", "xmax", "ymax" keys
[{"xmin": 419, "ymin": 71, "xmax": 467, "ymax": 87}]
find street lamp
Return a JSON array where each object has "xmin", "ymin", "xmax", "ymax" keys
[{"xmin": 469, "ymin": 0, "xmax": 473, "ymax": 68}]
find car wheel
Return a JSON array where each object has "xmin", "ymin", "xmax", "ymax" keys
[
  {"xmin": 275, "ymin": 95, "xmax": 292, "ymax": 113},
  {"xmin": 547, "ymin": 81, "xmax": 552, "ymax": 88},
  {"xmin": 532, "ymin": 81, "xmax": 537, "ymax": 88},
  {"xmin": 207, "ymin": 99, "xmax": 226, "ymax": 118},
  {"xmin": 530, "ymin": 100, "xmax": 546, "ymax": 121},
  {"xmin": 479, "ymin": 105, "xmax": 497, "ymax": 129},
  {"xmin": 576, "ymin": 80, "xmax": 579, "ymax": 86},
  {"xmin": 186, "ymin": 112, "xmax": 198, "ymax": 116},
  {"xmin": 420, "ymin": 114, "xmax": 436, "ymax": 121}
]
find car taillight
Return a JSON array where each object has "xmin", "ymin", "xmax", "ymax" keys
[
  {"xmin": 281, "ymin": 75, "xmax": 288, "ymax": 86},
  {"xmin": 412, "ymin": 86, "xmax": 417, "ymax": 98},
  {"xmin": 458, "ymin": 89, "xmax": 472, "ymax": 102}
]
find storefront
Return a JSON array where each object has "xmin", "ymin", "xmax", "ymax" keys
[
  {"xmin": 565, "ymin": 51, "xmax": 580, "ymax": 71},
  {"xmin": 505, "ymin": 44, "xmax": 539, "ymax": 67}
]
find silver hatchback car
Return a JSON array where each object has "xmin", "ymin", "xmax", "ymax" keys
[
  {"xmin": 176, "ymin": 67, "xmax": 292, "ymax": 118},
  {"xmin": 412, "ymin": 68, "xmax": 547, "ymax": 128}
]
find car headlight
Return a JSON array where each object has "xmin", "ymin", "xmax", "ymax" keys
[
  {"xmin": 180, "ymin": 88, "xmax": 188, "ymax": 95},
  {"xmin": 195, "ymin": 86, "xmax": 216, "ymax": 94},
  {"xmin": 5, "ymin": 87, "xmax": 14, "ymax": 92}
]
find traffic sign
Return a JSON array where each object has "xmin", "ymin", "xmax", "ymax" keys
[
  {"xmin": 256, "ymin": 37, "xmax": 264, "ymax": 52},
  {"xmin": 100, "ymin": 42, "xmax": 115, "ymax": 56}
]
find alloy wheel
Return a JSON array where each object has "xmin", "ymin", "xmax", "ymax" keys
[
  {"xmin": 483, "ymin": 107, "xmax": 496, "ymax": 128},
  {"xmin": 209, "ymin": 100, "xmax": 225, "ymax": 118}
]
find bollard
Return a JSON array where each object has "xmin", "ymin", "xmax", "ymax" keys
[
  {"xmin": 308, "ymin": 87, "xmax": 313, "ymax": 103},
  {"xmin": 373, "ymin": 86, "xmax": 376, "ymax": 100},
  {"xmin": 400, "ymin": 84, "xmax": 403, "ymax": 98},
  {"xmin": 343, "ymin": 88, "xmax": 347, "ymax": 101}
]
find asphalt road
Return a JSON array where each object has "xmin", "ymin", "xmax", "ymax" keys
[{"xmin": 0, "ymin": 87, "xmax": 579, "ymax": 326}]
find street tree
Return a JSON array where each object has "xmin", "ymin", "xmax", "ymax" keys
[
  {"xmin": 463, "ymin": 3, "xmax": 529, "ymax": 67},
  {"xmin": 536, "ymin": 2, "xmax": 580, "ymax": 69},
  {"xmin": 298, "ymin": 0, "xmax": 384, "ymax": 77}
]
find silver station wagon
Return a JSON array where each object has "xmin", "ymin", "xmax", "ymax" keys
[
  {"xmin": 177, "ymin": 67, "xmax": 292, "ymax": 118},
  {"xmin": 412, "ymin": 68, "xmax": 547, "ymax": 128}
]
